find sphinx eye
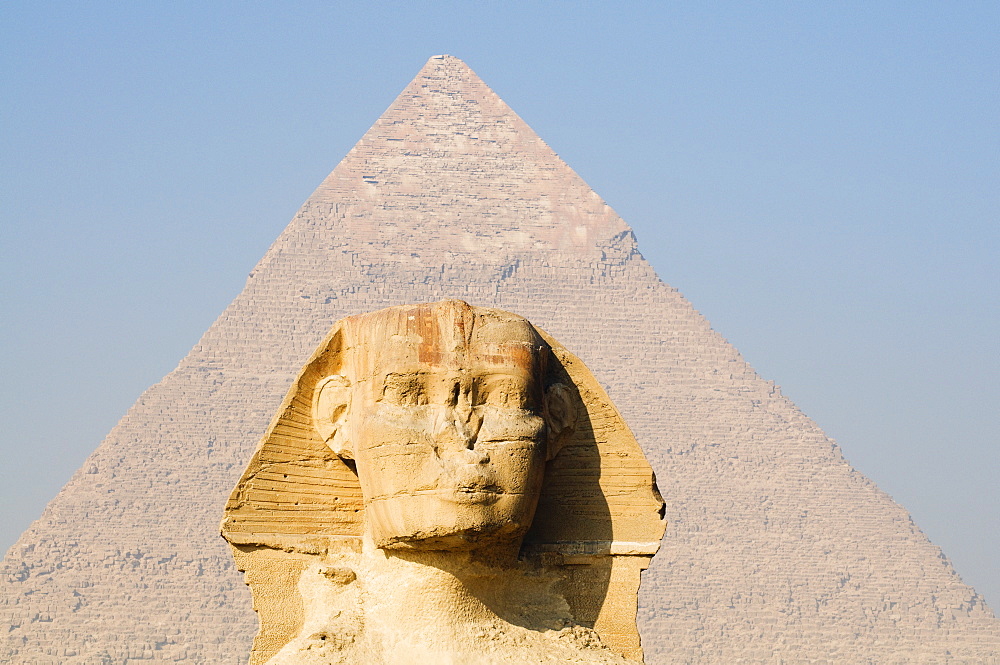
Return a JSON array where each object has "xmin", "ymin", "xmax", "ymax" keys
[
  {"xmin": 381, "ymin": 373, "xmax": 424, "ymax": 405},
  {"xmin": 480, "ymin": 377, "xmax": 530, "ymax": 408}
]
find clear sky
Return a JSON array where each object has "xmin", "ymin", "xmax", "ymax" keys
[{"xmin": 2, "ymin": 2, "xmax": 997, "ymax": 607}]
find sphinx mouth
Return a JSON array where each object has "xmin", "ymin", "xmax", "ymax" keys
[
  {"xmin": 456, "ymin": 484, "xmax": 501, "ymax": 494},
  {"xmin": 451, "ymin": 484, "xmax": 503, "ymax": 503}
]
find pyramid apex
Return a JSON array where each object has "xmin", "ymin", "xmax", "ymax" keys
[
  {"xmin": 308, "ymin": 52, "xmax": 631, "ymax": 254},
  {"xmin": 419, "ymin": 53, "xmax": 474, "ymax": 73}
]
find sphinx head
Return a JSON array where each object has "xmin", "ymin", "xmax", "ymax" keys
[{"xmin": 312, "ymin": 300, "xmax": 575, "ymax": 551}]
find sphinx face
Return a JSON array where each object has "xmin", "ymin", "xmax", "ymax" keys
[{"xmin": 328, "ymin": 303, "xmax": 551, "ymax": 550}]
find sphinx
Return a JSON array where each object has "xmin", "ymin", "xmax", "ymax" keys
[{"xmin": 222, "ymin": 300, "xmax": 665, "ymax": 664}]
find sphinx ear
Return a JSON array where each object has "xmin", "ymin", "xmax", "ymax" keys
[
  {"xmin": 313, "ymin": 375, "xmax": 353, "ymax": 459},
  {"xmin": 543, "ymin": 382, "xmax": 576, "ymax": 461}
]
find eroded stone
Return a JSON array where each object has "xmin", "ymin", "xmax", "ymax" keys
[{"xmin": 222, "ymin": 300, "xmax": 666, "ymax": 664}]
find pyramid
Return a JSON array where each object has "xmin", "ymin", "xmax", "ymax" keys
[{"xmin": 2, "ymin": 55, "xmax": 997, "ymax": 664}]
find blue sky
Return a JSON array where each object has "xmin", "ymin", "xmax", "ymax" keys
[{"xmin": 2, "ymin": 2, "xmax": 997, "ymax": 606}]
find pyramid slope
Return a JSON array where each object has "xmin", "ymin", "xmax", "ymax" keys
[{"xmin": 3, "ymin": 55, "xmax": 997, "ymax": 663}]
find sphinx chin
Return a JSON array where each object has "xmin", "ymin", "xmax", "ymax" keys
[{"xmin": 365, "ymin": 490, "xmax": 534, "ymax": 549}]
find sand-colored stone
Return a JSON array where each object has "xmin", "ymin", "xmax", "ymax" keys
[
  {"xmin": 2, "ymin": 54, "xmax": 998, "ymax": 663},
  {"xmin": 222, "ymin": 300, "xmax": 666, "ymax": 664}
]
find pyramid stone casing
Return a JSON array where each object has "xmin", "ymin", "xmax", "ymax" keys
[{"xmin": 2, "ymin": 55, "xmax": 998, "ymax": 664}]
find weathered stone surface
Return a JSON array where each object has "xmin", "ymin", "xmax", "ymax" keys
[
  {"xmin": 2, "ymin": 54, "xmax": 998, "ymax": 663},
  {"xmin": 223, "ymin": 300, "xmax": 664, "ymax": 664}
]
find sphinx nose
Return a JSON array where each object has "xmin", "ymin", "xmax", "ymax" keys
[{"xmin": 435, "ymin": 395, "xmax": 483, "ymax": 454}]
